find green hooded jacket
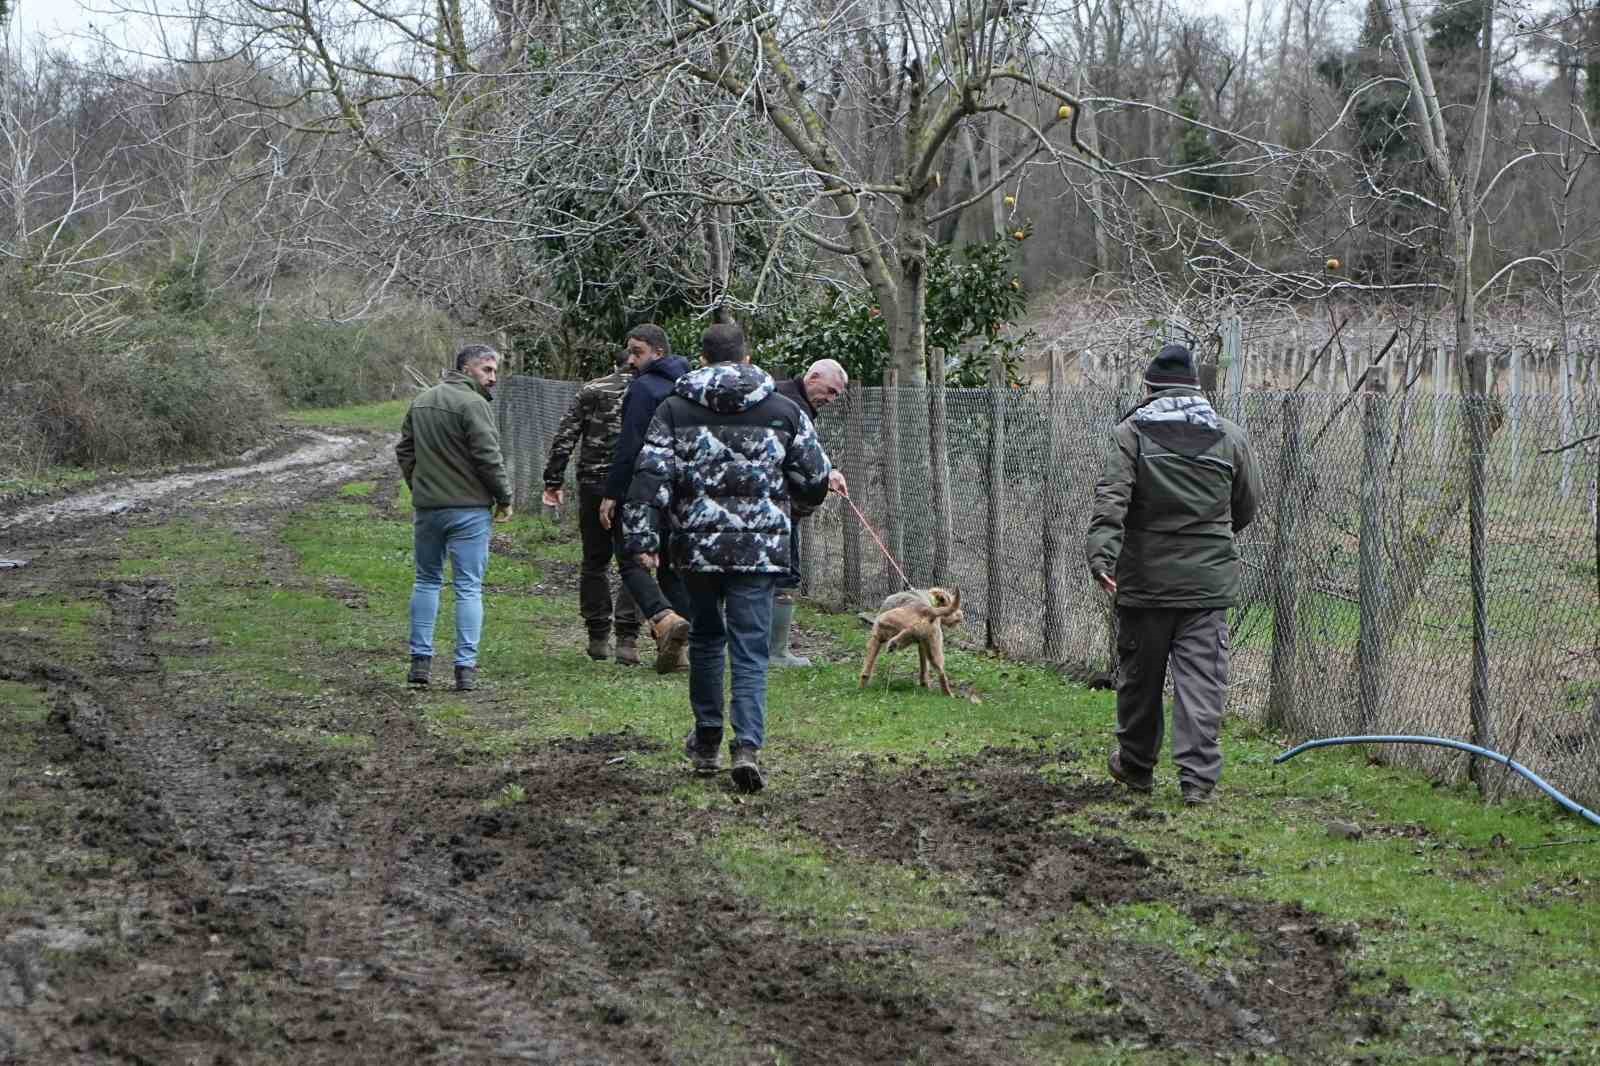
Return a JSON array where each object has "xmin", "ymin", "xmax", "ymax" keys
[
  {"xmin": 1085, "ymin": 387, "xmax": 1261, "ymax": 608},
  {"xmin": 396, "ymin": 372, "xmax": 512, "ymax": 509}
]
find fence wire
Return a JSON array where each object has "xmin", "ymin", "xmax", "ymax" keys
[{"xmin": 499, "ymin": 376, "xmax": 1600, "ymax": 808}]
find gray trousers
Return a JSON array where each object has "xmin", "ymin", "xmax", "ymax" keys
[{"xmin": 1114, "ymin": 606, "xmax": 1229, "ymax": 789}]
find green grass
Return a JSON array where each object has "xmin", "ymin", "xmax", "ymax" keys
[
  {"xmin": 283, "ymin": 399, "xmax": 409, "ymax": 432},
  {"xmin": 0, "ymin": 465, "xmax": 104, "ymax": 504},
  {"xmin": 60, "ymin": 465, "xmax": 1600, "ymax": 1063},
  {"xmin": 706, "ymin": 825, "xmax": 963, "ymax": 934}
]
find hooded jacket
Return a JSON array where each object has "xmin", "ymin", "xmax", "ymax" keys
[
  {"xmin": 621, "ymin": 363, "xmax": 831, "ymax": 573},
  {"xmin": 1085, "ymin": 387, "xmax": 1261, "ymax": 608},
  {"xmin": 603, "ymin": 354, "xmax": 692, "ymax": 500},
  {"xmin": 396, "ymin": 371, "xmax": 511, "ymax": 510}
]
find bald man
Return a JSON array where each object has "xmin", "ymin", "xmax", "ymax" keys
[{"xmin": 770, "ymin": 359, "xmax": 850, "ymax": 667}]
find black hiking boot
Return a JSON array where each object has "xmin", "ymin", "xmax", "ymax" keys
[
  {"xmin": 407, "ymin": 655, "xmax": 432, "ymax": 687},
  {"xmin": 454, "ymin": 665, "xmax": 477, "ymax": 692},
  {"xmin": 684, "ymin": 729, "xmax": 722, "ymax": 776},
  {"xmin": 730, "ymin": 744, "xmax": 765, "ymax": 793}
]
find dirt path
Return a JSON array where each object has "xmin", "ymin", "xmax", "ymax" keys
[{"xmin": 0, "ymin": 432, "xmax": 1375, "ymax": 1064}]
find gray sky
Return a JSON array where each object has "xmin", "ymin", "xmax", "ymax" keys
[{"xmin": 11, "ymin": 0, "xmax": 99, "ymax": 40}]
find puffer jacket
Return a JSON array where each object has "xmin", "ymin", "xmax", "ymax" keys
[
  {"xmin": 542, "ymin": 367, "xmax": 632, "ymax": 489},
  {"xmin": 1085, "ymin": 387, "xmax": 1261, "ymax": 608},
  {"xmin": 621, "ymin": 363, "xmax": 831, "ymax": 573},
  {"xmin": 396, "ymin": 372, "xmax": 511, "ymax": 509}
]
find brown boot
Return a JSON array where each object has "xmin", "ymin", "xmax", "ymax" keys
[
  {"xmin": 615, "ymin": 635, "xmax": 640, "ymax": 666},
  {"xmin": 651, "ymin": 610, "xmax": 690, "ymax": 675},
  {"xmin": 586, "ymin": 634, "xmax": 611, "ymax": 662}
]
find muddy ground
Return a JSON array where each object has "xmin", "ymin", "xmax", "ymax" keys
[{"xmin": 0, "ymin": 428, "xmax": 1388, "ymax": 1064}]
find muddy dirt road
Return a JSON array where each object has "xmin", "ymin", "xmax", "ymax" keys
[{"xmin": 0, "ymin": 428, "xmax": 1379, "ymax": 1064}]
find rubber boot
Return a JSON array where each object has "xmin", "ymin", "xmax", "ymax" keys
[{"xmin": 769, "ymin": 600, "xmax": 812, "ymax": 667}]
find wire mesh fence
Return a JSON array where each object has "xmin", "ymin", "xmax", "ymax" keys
[{"xmin": 498, "ymin": 373, "xmax": 1600, "ymax": 807}]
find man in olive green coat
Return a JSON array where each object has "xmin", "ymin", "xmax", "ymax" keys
[
  {"xmin": 396, "ymin": 344, "xmax": 514, "ymax": 692},
  {"xmin": 1085, "ymin": 343, "xmax": 1261, "ymax": 806}
]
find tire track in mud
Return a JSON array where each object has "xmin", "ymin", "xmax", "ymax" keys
[{"xmin": 2, "ymin": 438, "xmax": 632, "ymax": 1063}]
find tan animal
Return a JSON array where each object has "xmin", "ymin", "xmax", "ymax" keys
[
  {"xmin": 855, "ymin": 586, "xmax": 959, "ymax": 628},
  {"xmin": 859, "ymin": 588, "xmax": 964, "ymax": 696}
]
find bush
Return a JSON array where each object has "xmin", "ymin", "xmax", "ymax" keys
[
  {"xmin": 0, "ymin": 274, "xmax": 275, "ymax": 477},
  {"xmin": 250, "ymin": 304, "xmax": 455, "ymax": 408}
]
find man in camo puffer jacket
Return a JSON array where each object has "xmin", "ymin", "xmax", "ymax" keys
[
  {"xmin": 542, "ymin": 349, "xmax": 642, "ymax": 665},
  {"xmin": 622, "ymin": 323, "xmax": 831, "ymax": 793}
]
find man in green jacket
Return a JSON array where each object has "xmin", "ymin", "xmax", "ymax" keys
[
  {"xmin": 396, "ymin": 344, "xmax": 514, "ymax": 692},
  {"xmin": 1085, "ymin": 343, "xmax": 1261, "ymax": 806}
]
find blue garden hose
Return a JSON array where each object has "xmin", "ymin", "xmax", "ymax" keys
[{"xmin": 1273, "ymin": 734, "xmax": 1600, "ymax": 829}]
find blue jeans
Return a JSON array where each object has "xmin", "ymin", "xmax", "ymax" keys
[
  {"xmin": 409, "ymin": 507, "xmax": 491, "ymax": 667},
  {"xmin": 684, "ymin": 573, "xmax": 777, "ymax": 750}
]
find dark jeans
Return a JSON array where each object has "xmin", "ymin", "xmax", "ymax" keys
[
  {"xmin": 613, "ymin": 522, "xmax": 690, "ymax": 624},
  {"xmin": 578, "ymin": 486, "xmax": 639, "ymax": 639},
  {"xmin": 1114, "ymin": 606, "xmax": 1229, "ymax": 789},
  {"xmin": 684, "ymin": 572, "xmax": 777, "ymax": 749},
  {"xmin": 776, "ymin": 517, "xmax": 803, "ymax": 598}
]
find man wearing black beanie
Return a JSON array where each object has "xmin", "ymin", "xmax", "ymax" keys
[{"xmin": 1084, "ymin": 342, "xmax": 1262, "ymax": 806}]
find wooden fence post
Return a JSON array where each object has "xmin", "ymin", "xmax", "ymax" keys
[
  {"xmin": 928, "ymin": 351, "xmax": 953, "ymax": 580},
  {"xmin": 986, "ymin": 351, "xmax": 1006, "ymax": 651},
  {"xmin": 882, "ymin": 368, "xmax": 904, "ymax": 597},
  {"xmin": 842, "ymin": 382, "xmax": 864, "ymax": 607},
  {"xmin": 1041, "ymin": 350, "xmax": 1069, "ymax": 661},
  {"xmin": 1357, "ymin": 370, "xmax": 1389, "ymax": 731},
  {"xmin": 1266, "ymin": 394, "xmax": 1305, "ymax": 733}
]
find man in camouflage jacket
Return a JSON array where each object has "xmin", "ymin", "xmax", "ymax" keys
[
  {"xmin": 1085, "ymin": 343, "xmax": 1262, "ymax": 807},
  {"xmin": 543, "ymin": 350, "xmax": 642, "ymax": 664},
  {"xmin": 622, "ymin": 323, "xmax": 831, "ymax": 792}
]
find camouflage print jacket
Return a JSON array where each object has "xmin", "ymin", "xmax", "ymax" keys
[
  {"xmin": 542, "ymin": 368, "xmax": 633, "ymax": 489},
  {"xmin": 621, "ymin": 364, "xmax": 832, "ymax": 573}
]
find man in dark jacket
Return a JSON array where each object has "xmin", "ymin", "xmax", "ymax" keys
[
  {"xmin": 543, "ymin": 348, "xmax": 641, "ymax": 664},
  {"xmin": 622, "ymin": 323, "xmax": 831, "ymax": 792},
  {"xmin": 1085, "ymin": 343, "xmax": 1261, "ymax": 806},
  {"xmin": 599, "ymin": 324, "xmax": 694, "ymax": 673},
  {"xmin": 396, "ymin": 344, "xmax": 514, "ymax": 692},
  {"xmin": 770, "ymin": 359, "xmax": 850, "ymax": 667}
]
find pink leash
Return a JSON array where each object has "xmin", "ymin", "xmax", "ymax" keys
[{"xmin": 837, "ymin": 490, "xmax": 914, "ymax": 591}]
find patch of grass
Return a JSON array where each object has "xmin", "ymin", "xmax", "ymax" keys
[
  {"xmin": 0, "ymin": 596, "xmax": 99, "ymax": 649},
  {"xmin": 483, "ymin": 782, "xmax": 528, "ymax": 810},
  {"xmin": 283, "ymin": 399, "xmax": 409, "ymax": 432},
  {"xmin": 338, "ymin": 480, "xmax": 377, "ymax": 498},
  {"xmin": 0, "ymin": 465, "xmax": 104, "ymax": 504},
  {"xmin": 706, "ymin": 825, "xmax": 962, "ymax": 935},
  {"xmin": 0, "ymin": 680, "xmax": 49, "ymax": 755}
]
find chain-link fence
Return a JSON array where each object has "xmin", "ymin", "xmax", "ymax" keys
[{"xmin": 498, "ymin": 374, "xmax": 1600, "ymax": 807}]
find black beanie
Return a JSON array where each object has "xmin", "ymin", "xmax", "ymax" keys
[{"xmin": 1144, "ymin": 343, "xmax": 1199, "ymax": 388}]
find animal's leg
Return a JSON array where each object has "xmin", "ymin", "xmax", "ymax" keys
[
  {"xmin": 930, "ymin": 626, "xmax": 954, "ymax": 696},
  {"xmin": 860, "ymin": 633, "xmax": 884, "ymax": 687},
  {"xmin": 917, "ymin": 642, "xmax": 930, "ymax": 689}
]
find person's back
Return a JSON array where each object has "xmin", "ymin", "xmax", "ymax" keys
[
  {"xmin": 402, "ymin": 371, "xmax": 511, "ymax": 510},
  {"xmin": 396, "ymin": 346, "xmax": 512, "ymax": 692},
  {"xmin": 1088, "ymin": 389, "xmax": 1257, "ymax": 608},
  {"xmin": 621, "ymin": 324, "xmax": 830, "ymax": 793},
  {"xmin": 1085, "ymin": 343, "xmax": 1260, "ymax": 808}
]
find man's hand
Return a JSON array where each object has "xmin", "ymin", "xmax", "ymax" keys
[
  {"xmin": 494, "ymin": 502, "xmax": 515, "ymax": 524},
  {"xmin": 635, "ymin": 553, "xmax": 658, "ymax": 570},
  {"xmin": 599, "ymin": 498, "xmax": 617, "ymax": 530},
  {"xmin": 1094, "ymin": 571, "xmax": 1117, "ymax": 595},
  {"xmin": 541, "ymin": 486, "xmax": 564, "ymax": 507},
  {"xmin": 828, "ymin": 469, "xmax": 849, "ymax": 496}
]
